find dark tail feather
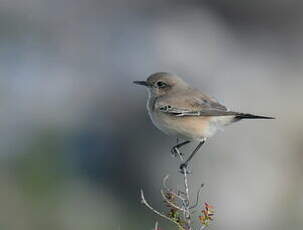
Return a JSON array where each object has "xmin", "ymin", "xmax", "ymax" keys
[{"xmin": 235, "ymin": 113, "xmax": 275, "ymax": 121}]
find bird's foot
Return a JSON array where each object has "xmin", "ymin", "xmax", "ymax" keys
[
  {"xmin": 179, "ymin": 163, "xmax": 191, "ymax": 174},
  {"xmin": 171, "ymin": 146, "xmax": 183, "ymax": 158}
]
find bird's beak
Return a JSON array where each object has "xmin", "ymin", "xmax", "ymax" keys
[{"xmin": 133, "ymin": 81, "xmax": 150, "ymax": 87}]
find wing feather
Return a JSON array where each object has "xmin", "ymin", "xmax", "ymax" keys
[{"xmin": 157, "ymin": 90, "xmax": 235, "ymax": 117}]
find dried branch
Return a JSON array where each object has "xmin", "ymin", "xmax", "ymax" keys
[
  {"xmin": 160, "ymin": 189, "xmax": 185, "ymax": 212},
  {"xmin": 190, "ymin": 184, "xmax": 204, "ymax": 209},
  {"xmin": 154, "ymin": 221, "xmax": 158, "ymax": 230},
  {"xmin": 140, "ymin": 140, "xmax": 215, "ymax": 230},
  {"xmin": 199, "ymin": 225, "xmax": 207, "ymax": 230},
  {"xmin": 140, "ymin": 189, "xmax": 186, "ymax": 230},
  {"xmin": 162, "ymin": 175, "xmax": 186, "ymax": 202},
  {"xmin": 180, "ymin": 166, "xmax": 192, "ymax": 230}
]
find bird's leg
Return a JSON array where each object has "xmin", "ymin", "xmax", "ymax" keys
[
  {"xmin": 180, "ymin": 140, "xmax": 205, "ymax": 171},
  {"xmin": 171, "ymin": 140, "xmax": 191, "ymax": 157}
]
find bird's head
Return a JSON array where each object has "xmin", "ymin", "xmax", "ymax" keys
[{"xmin": 133, "ymin": 72, "xmax": 188, "ymax": 97}]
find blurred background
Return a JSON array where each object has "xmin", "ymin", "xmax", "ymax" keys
[{"xmin": 0, "ymin": 0, "xmax": 303, "ymax": 229}]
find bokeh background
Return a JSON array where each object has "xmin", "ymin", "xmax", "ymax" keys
[{"xmin": 1, "ymin": 0, "xmax": 303, "ymax": 230}]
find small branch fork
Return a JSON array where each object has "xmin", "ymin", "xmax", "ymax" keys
[
  {"xmin": 140, "ymin": 139, "xmax": 214, "ymax": 230},
  {"xmin": 141, "ymin": 189, "xmax": 186, "ymax": 230}
]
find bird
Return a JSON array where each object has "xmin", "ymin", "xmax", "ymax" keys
[{"xmin": 133, "ymin": 72, "xmax": 274, "ymax": 171}]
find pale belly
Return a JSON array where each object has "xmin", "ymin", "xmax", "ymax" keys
[
  {"xmin": 148, "ymin": 110, "xmax": 220, "ymax": 141},
  {"xmin": 146, "ymin": 94, "xmax": 234, "ymax": 140}
]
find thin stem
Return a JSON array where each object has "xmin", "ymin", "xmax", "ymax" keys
[
  {"xmin": 154, "ymin": 221, "xmax": 158, "ymax": 230},
  {"xmin": 199, "ymin": 225, "xmax": 207, "ymax": 230},
  {"xmin": 162, "ymin": 175, "xmax": 186, "ymax": 202},
  {"xmin": 176, "ymin": 144, "xmax": 193, "ymax": 230},
  {"xmin": 160, "ymin": 189, "xmax": 185, "ymax": 212},
  {"xmin": 140, "ymin": 189, "xmax": 185, "ymax": 230},
  {"xmin": 182, "ymin": 167, "xmax": 192, "ymax": 230},
  {"xmin": 190, "ymin": 183, "xmax": 204, "ymax": 209}
]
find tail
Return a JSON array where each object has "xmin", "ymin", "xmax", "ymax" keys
[{"xmin": 234, "ymin": 113, "xmax": 275, "ymax": 121}]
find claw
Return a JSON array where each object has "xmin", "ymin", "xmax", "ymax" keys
[
  {"xmin": 179, "ymin": 163, "xmax": 191, "ymax": 174},
  {"xmin": 171, "ymin": 146, "xmax": 182, "ymax": 157}
]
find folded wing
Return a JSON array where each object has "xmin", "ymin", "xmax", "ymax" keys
[{"xmin": 157, "ymin": 90, "xmax": 238, "ymax": 117}]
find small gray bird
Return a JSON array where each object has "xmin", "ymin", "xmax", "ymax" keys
[{"xmin": 134, "ymin": 72, "xmax": 274, "ymax": 170}]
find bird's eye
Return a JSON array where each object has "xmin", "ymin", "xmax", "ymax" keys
[{"xmin": 156, "ymin": 81, "xmax": 167, "ymax": 88}]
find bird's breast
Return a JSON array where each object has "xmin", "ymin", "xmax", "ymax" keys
[
  {"xmin": 146, "ymin": 96, "xmax": 232, "ymax": 140},
  {"xmin": 148, "ymin": 109, "xmax": 216, "ymax": 141}
]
